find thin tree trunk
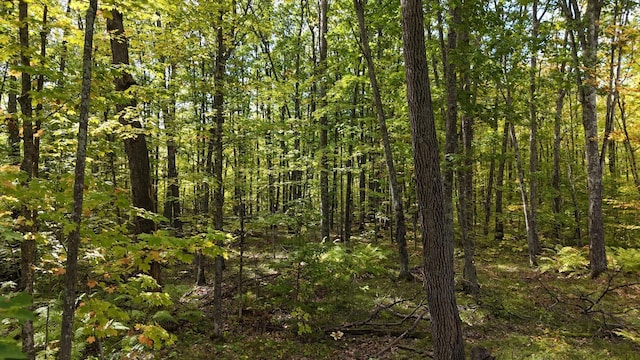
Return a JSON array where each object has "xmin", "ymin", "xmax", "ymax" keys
[
  {"xmin": 400, "ymin": 0, "xmax": 465, "ymax": 357},
  {"xmin": 457, "ymin": 25, "xmax": 479, "ymax": 294},
  {"xmin": 6, "ymin": 74, "xmax": 19, "ymax": 164},
  {"xmin": 509, "ymin": 121, "xmax": 538, "ymax": 266},
  {"xmin": 495, "ymin": 120, "xmax": 509, "ymax": 241},
  {"xmin": 618, "ymin": 97, "xmax": 640, "ymax": 195},
  {"xmin": 319, "ymin": 0, "xmax": 330, "ymax": 242},
  {"xmin": 18, "ymin": 1, "xmax": 36, "ymax": 357},
  {"xmin": 354, "ymin": 0, "xmax": 410, "ymax": 280},
  {"xmin": 528, "ymin": 0, "xmax": 542, "ymax": 255},
  {"xmin": 437, "ymin": 0, "xmax": 458, "ymax": 270},
  {"xmin": 212, "ymin": 17, "xmax": 228, "ymax": 338},
  {"xmin": 59, "ymin": 1, "xmax": 97, "ymax": 358}
]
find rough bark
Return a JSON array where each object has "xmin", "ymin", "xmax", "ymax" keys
[
  {"xmin": 354, "ymin": 0, "xmax": 411, "ymax": 280},
  {"xmin": 400, "ymin": 0, "xmax": 465, "ymax": 357},
  {"xmin": 59, "ymin": 1, "xmax": 97, "ymax": 358},
  {"xmin": 107, "ymin": 9, "xmax": 159, "ymax": 281}
]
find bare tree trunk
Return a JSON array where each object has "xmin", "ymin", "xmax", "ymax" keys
[
  {"xmin": 107, "ymin": 9, "xmax": 159, "ymax": 282},
  {"xmin": 495, "ymin": 120, "xmax": 509, "ymax": 241},
  {"xmin": 59, "ymin": 1, "xmax": 97, "ymax": 358},
  {"xmin": 319, "ymin": 0, "xmax": 330, "ymax": 242},
  {"xmin": 560, "ymin": 0, "xmax": 606, "ymax": 277},
  {"xmin": 212, "ymin": 18, "xmax": 228, "ymax": 338},
  {"xmin": 457, "ymin": 26, "xmax": 479, "ymax": 294},
  {"xmin": 163, "ymin": 64, "xmax": 182, "ymax": 231},
  {"xmin": 509, "ymin": 121, "xmax": 538, "ymax": 266},
  {"xmin": 400, "ymin": 0, "xmax": 465, "ymax": 357},
  {"xmin": 354, "ymin": 0, "xmax": 411, "ymax": 280},
  {"xmin": 18, "ymin": 1, "xmax": 36, "ymax": 357},
  {"xmin": 528, "ymin": 0, "xmax": 542, "ymax": 254}
]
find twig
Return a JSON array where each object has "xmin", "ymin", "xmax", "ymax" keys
[{"xmin": 374, "ymin": 309, "xmax": 428, "ymax": 359}]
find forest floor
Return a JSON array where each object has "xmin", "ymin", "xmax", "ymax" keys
[{"xmin": 153, "ymin": 228, "xmax": 640, "ymax": 360}]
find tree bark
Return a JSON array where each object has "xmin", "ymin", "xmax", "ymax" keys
[
  {"xmin": 211, "ymin": 18, "xmax": 228, "ymax": 338},
  {"xmin": 319, "ymin": 0, "xmax": 330, "ymax": 242},
  {"xmin": 59, "ymin": 1, "xmax": 97, "ymax": 358},
  {"xmin": 560, "ymin": 0, "xmax": 606, "ymax": 277},
  {"xmin": 354, "ymin": 0, "xmax": 411, "ymax": 280},
  {"xmin": 528, "ymin": 0, "xmax": 542, "ymax": 254},
  {"xmin": 107, "ymin": 9, "xmax": 159, "ymax": 282},
  {"xmin": 400, "ymin": 0, "xmax": 465, "ymax": 357},
  {"xmin": 18, "ymin": 1, "xmax": 36, "ymax": 357}
]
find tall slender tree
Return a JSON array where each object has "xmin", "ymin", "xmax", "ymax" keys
[
  {"xmin": 560, "ymin": 0, "xmax": 607, "ymax": 277},
  {"xmin": 400, "ymin": 0, "xmax": 465, "ymax": 357},
  {"xmin": 59, "ymin": 1, "xmax": 98, "ymax": 358},
  {"xmin": 354, "ymin": 0, "xmax": 411, "ymax": 280}
]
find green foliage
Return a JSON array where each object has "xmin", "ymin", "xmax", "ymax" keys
[
  {"xmin": 609, "ymin": 247, "xmax": 640, "ymax": 273},
  {"xmin": 0, "ymin": 292, "xmax": 33, "ymax": 360},
  {"xmin": 539, "ymin": 246, "xmax": 590, "ymax": 276}
]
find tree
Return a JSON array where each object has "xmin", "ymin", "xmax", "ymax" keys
[
  {"xmin": 560, "ymin": 0, "xmax": 607, "ymax": 277},
  {"xmin": 353, "ymin": 0, "xmax": 411, "ymax": 280},
  {"xmin": 107, "ymin": 9, "xmax": 160, "ymax": 282},
  {"xmin": 400, "ymin": 0, "xmax": 465, "ymax": 357},
  {"xmin": 319, "ymin": 0, "xmax": 330, "ymax": 242},
  {"xmin": 18, "ymin": 1, "xmax": 36, "ymax": 357},
  {"xmin": 59, "ymin": 0, "xmax": 98, "ymax": 358}
]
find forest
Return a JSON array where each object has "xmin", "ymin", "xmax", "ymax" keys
[{"xmin": 1, "ymin": 0, "xmax": 640, "ymax": 358}]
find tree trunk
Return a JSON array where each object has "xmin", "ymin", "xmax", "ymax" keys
[
  {"xmin": 509, "ymin": 121, "xmax": 538, "ymax": 266},
  {"xmin": 163, "ymin": 64, "xmax": 182, "ymax": 231},
  {"xmin": 561, "ymin": 0, "xmax": 606, "ymax": 277},
  {"xmin": 211, "ymin": 19, "xmax": 228, "ymax": 338},
  {"xmin": 400, "ymin": 0, "xmax": 465, "ymax": 357},
  {"xmin": 528, "ymin": 0, "xmax": 541, "ymax": 255},
  {"xmin": 107, "ymin": 9, "xmax": 159, "ymax": 282},
  {"xmin": 18, "ymin": 1, "xmax": 36, "ymax": 357},
  {"xmin": 437, "ymin": 0, "xmax": 458, "ymax": 274},
  {"xmin": 319, "ymin": 0, "xmax": 330, "ymax": 242},
  {"xmin": 7, "ymin": 74, "xmax": 19, "ymax": 164},
  {"xmin": 495, "ymin": 120, "xmax": 509, "ymax": 241},
  {"xmin": 457, "ymin": 25, "xmax": 479, "ymax": 294},
  {"xmin": 59, "ymin": 1, "xmax": 97, "ymax": 358},
  {"xmin": 354, "ymin": 0, "xmax": 411, "ymax": 280}
]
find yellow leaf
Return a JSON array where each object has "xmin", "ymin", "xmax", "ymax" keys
[
  {"xmin": 87, "ymin": 336, "xmax": 96, "ymax": 344},
  {"xmin": 87, "ymin": 279, "xmax": 97, "ymax": 289},
  {"xmin": 53, "ymin": 267, "xmax": 66, "ymax": 276}
]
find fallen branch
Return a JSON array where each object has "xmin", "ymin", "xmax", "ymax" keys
[{"xmin": 374, "ymin": 309, "xmax": 428, "ymax": 359}]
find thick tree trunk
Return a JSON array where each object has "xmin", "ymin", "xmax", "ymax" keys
[
  {"xmin": 354, "ymin": 0, "xmax": 411, "ymax": 280},
  {"xmin": 59, "ymin": 1, "xmax": 97, "ymax": 358},
  {"xmin": 400, "ymin": 0, "xmax": 465, "ymax": 357},
  {"xmin": 107, "ymin": 9, "xmax": 159, "ymax": 282}
]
